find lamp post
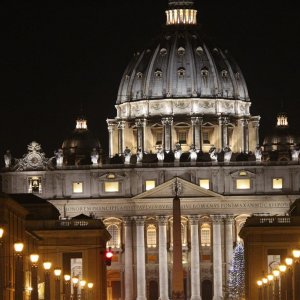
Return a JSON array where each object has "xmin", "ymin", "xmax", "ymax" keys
[
  {"xmin": 272, "ymin": 269, "xmax": 280, "ymax": 300},
  {"xmin": 80, "ymin": 280, "xmax": 86, "ymax": 300},
  {"xmin": 267, "ymin": 274, "xmax": 274, "ymax": 300},
  {"xmin": 72, "ymin": 277, "xmax": 79, "ymax": 300},
  {"xmin": 292, "ymin": 249, "xmax": 300, "ymax": 300},
  {"xmin": 0, "ymin": 227, "xmax": 5, "ymax": 300},
  {"xmin": 64, "ymin": 275, "xmax": 71, "ymax": 300},
  {"xmin": 29, "ymin": 254, "xmax": 39, "ymax": 300},
  {"xmin": 257, "ymin": 280, "xmax": 263, "ymax": 300},
  {"xmin": 43, "ymin": 262, "xmax": 52, "ymax": 300},
  {"xmin": 54, "ymin": 268, "xmax": 62, "ymax": 300},
  {"xmin": 285, "ymin": 257, "xmax": 293, "ymax": 300},
  {"xmin": 262, "ymin": 277, "xmax": 268, "ymax": 300},
  {"xmin": 87, "ymin": 282, "xmax": 93, "ymax": 300},
  {"xmin": 14, "ymin": 242, "xmax": 24, "ymax": 300},
  {"xmin": 279, "ymin": 264, "xmax": 287, "ymax": 300}
]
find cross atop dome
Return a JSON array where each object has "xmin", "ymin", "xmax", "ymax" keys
[{"xmin": 166, "ymin": 0, "xmax": 197, "ymax": 25}]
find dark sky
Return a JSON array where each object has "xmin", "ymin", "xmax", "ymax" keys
[{"xmin": 1, "ymin": 1, "xmax": 300, "ymax": 159}]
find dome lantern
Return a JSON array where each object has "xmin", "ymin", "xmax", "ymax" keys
[
  {"xmin": 166, "ymin": 0, "xmax": 197, "ymax": 25},
  {"xmin": 276, "ymin": 112, "xmax": 288, "ymax": 127}
]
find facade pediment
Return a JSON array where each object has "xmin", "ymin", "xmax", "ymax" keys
[
  {"xmin": 132, "ymin": 177, "xmax": 222, "ymax": 200},
  {"xmin": 230, "ymin": 170, "xmax": 256, "ymax": 178}
]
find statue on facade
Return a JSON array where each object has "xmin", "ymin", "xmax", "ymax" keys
[
  {"xmin": 91, "ymin": 148, "xmax": 99, "ymax": 165},
  {"xmin": 189, "ymin": 144, "xmax": 197, "ymax": 162},
  {"xmin": 54, "ymin": 149, "xmax": 64, "ymax": 167},
  {"xmin": 157, "ymin": 146, "xmax": 164, "ymax": 162},
  {"xmin": 174, "ymin": 143, "xmax": 182, "ymax": 161},
  {"xmin": 4, "ymin": 150, "xmax": 12, "ymax": 168},
  {"xmin": 209, "ymin": 145, "xmax": 218, "ymax": 162},
  {"xmin": 291, "ymin": 148, "xmax": 300, "ymax": 161},
  {"xmin": 124, "ymin": 147, "xmax": 131, "ymax": 164},
  {"xmin": 255, "ymin": 146, "xmax": 263, "ymax": 162},
  {"xmin": 136, "ymin": 147, "xmax": 143, "ymax": 163},
  {"xmin": 223, "ymin": 146, "xmax": 232, "ymax": 163}
]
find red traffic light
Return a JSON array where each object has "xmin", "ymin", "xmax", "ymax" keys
[{"xmin": 105, "ymin": 247, "xmax": 113, "ymax": 266}]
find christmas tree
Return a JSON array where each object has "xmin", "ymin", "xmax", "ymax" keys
[{"xmin": 227, "ymin": 243, "xmax": 245, "ymax": 299}]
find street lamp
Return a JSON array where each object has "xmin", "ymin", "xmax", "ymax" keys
[
  {"xmin": 267, "ymin": 274, "xmax": 274, "ymax": 300},
  {"xmin": 64, "ymin": 275, "xmax": 71, "ymax": 300},
  {"xmin": 80, "ymin": 280, "xmax": 86, "ymax": 300},
  {"xmin": 285, "ymin": 257, "xmax": 293, "ymax": 300},
  {"xmin": 54, "ymin": 268, "xmax": 62, "ymax": 300},
  {"xmin": 72, "ymin": 276, "xmax": 79, "ymax": 300},
  {"xmin": 293, "ymin": 249, "xmax": 300, "ymax": 300},
  {"xmin": 262, "ymin": 277, "xmax": 268, "ymax": 300},
  {"xmin": 43, "ymin": 262, "xmax": 52, "ymax": 300},
  {"xmin": 87, "ymin": 282, "xmax": 93, "ymax": 300},
  {"xmin": 257, "ymin": 280, "xmax": 263, "ymax": 300},
  {"xmin": 30, "ymin": 254, "xmax": 39, "ymax": 300},
  {"xmin": 279, "ymin": 264, "xmax": 287, "ymax": 300},
  {"xmin": 14, "ymin": 241, "xmax": 24, "ymax": 300},
  {"xmin": 272, "ymin": 269, "xmax": 280, "ymax": 300},
  {"xmin": 0, "ymin": 227, "xmax": 5, "ymax": 300}
]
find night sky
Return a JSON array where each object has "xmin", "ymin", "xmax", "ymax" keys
[{"xmin": 1, "ymin": 1, "xmax": 300, "ymax": 160}]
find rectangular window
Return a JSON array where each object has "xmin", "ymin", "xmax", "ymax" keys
[
  {"xmin": 156, "ymin": 132, "xmax": 163, "ymax": 145},
  {"xmin": 73, "ymin": 182, "xmax": 83, "ymax": 193},
  {"xmin": 104, "ymin": 181, "xmax": 119, "ymax": 193},
  {"xmin": 145, "ymin": 180, "xmax": 156, "ymax": 191},
  {"xmin": 178, "ymin": 131, "xmax": 187, "ymax": 144},
  {"xmin": 272, "ymin": 178, "xmax": 283, "ymax": 189},
  {"xmin": 28, "ymin": 176, "xmax": 42, "ymax": 194},
  {"xmin": 203, "ymin": 131, "xmax": 210, "ymax": 144},
  {"xmin": 236, "ymin": 179, "xmax": 251, "ymax": 189},
  {"xmin": 199, "ymin": 179, "xmax": 210, "ymax": 190}
]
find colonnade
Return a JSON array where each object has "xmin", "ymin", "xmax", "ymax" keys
[
  {"xmin": 122, "ymin": 214, "xmax": 235, "ymax": 300},
  {"xmin": 107, "ymin": 116, "xmax": 254, "ymax": 157}
]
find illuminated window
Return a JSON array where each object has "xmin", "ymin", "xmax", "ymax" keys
[
  {"xmin": 236, "ymin": 179, "xmax": 251, "ymax": 190},
  {"xmin": 107, "ymin": 173, "xmax": 116, "ymax": 179},
  {"xmin": 147, "ymin": 225, "xmax": 157, "ymax": 248},
  {"xmin": 104, "ymin": 182, "xmax": 119, "ymax": 193},
  {"xmin": 199, "ymin": 179, "xmax": 210, "ymax": 190},
  {"xmin": 28, "ymin": 176, "xmax": 42, "ymax": 194},
  {"xmin": 107, "ymin": 224, "xmax": 120, "ymax": 248},
  {"xmin": 239, "ymin": 171, "xmax": 247, "ymax": 176},
  {"xmin": 203, "ymin": 131, "xmax": 210, "ymax": 144},
  {"xmin": 145, "ymin": 180, "xmax": 156, "ymax": 191},
  {"xmin": 73, "ymin": 182, "xmax": 83, "ymax": 193},
  {"xmin": 273, "ymin": 178, "xmax": 283, "ymax": 189},
  {"xmin": 201, "ymin": 223, "xmax": 211, "ymax": 246},
  {"xmin": 178, "ymin": 131, "xmax": 187, "ymax": 144}
]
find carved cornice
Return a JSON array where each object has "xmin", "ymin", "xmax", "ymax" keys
[
  {"xmin": 122, "ymin": 216, "xmax": 133, "ymax": 226},
  {"xmin": 157, "ymin": 215, "xmax": 169, "ymax": 225},
  {"xmin": 224, "ymin": 214, "xmax": 235, "ymax": 224},
  {"xmin": 188, "ymin": 215, "xmax": 200, "ymax": 225},
  {"xmin": 134, "ymin": 216, "xmax": 146, "ymax": 226},
  {"xmin": 210, "ymin": 214, "xmax": 225, "ymax": 224}
]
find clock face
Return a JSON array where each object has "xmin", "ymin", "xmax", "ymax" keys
[{"xmin": 27, "ymin": 153, "xmax": 41, "ymax": 168}]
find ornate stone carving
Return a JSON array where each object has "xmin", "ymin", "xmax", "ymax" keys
[
  {"xmin": 188, "ymin": 215, "xmax": 200, "ymax": 225},
  {"xmin": 157, "ymin": 216, "xmax": 169, "ymax": 225},
  {"xmin": 123, "ymin": 216, "xmax": 133, "ymax": 226},
  {"xmin": 134, "ymin": 216, "xmax": 146, "ymax": 226},
  {"xmin": 224, "ymin": 215, "xmax": 235, "ymax": 224},
  {"xmin": 210, "ymin": 215, "xmax": 224, "ymax": 224}
]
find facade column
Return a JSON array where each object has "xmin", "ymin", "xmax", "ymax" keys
[
  {"xmin": 223, "ymin": 117, "xmax": 229, "ymax": 147},
  {"xmin": 107, "ymin": 121, "xmax": 115, "ymax": 157},
  {"xmin": 135, "ymin": 119, "xmax": 147, "ymax": 152},
  {"xmin": 224, "ymin": 215, "xmax": 234, "ymax": 283},
  {"xmin": 117, "ymin": 120, "xmax": 126, "ymax": 155},
  {"xmin": 252, "ymin": 117, "xmax": 261, "ymax": 147},
  {"xmin": 162, "ymin": 117, "xmax": 173, "ymax": 153},
  {"xmin": 123, "ymin": 217, "xmax": 134, "ymax": 300},
  {"xmin": 157, "ymin": 216, "xmax": 169, "ymax": 300},
  {"xmin": 241, "ymin": 118, "xmax": 249, "ymax": 153},
  {"xmin": 218, "ymin": 116, "xmax": 224, "ymax": 149},
  {"xmin": 189, "ymin": 215, "xmax": 202, "ymax": 300},
  {"xmin": 191, "ymin": 116, "xmax": 203, "ymax": 152},
  {"xmin": 211, "ymin": 215, "xmax": 224, "ymax": 300},
  {"xmin": 135, "ymin": 216, "xmax": 147, "ymax": 300}
]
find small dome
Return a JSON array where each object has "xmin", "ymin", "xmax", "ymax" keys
[
  {"xmin": 62, "ymin": 118, "xmax": 101, "ymax": 165},
  {"xmin": 263, "ymin": 113, "xmax": 300, "ymax": 151}
]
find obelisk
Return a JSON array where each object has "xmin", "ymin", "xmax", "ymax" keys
[{"xmin": 172, "ymin": 178, "xmax": 185, "ymax": 299}]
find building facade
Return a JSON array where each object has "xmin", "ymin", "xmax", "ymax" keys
[{"xmin": 1, "ymin": 1, "xmax": 300, "ymax": 300}]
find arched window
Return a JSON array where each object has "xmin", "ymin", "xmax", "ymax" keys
[
  {"xmin": 147, "ymin": 225, "xmax": 157, "ymax": 248},
  {"xmin": 201, "ymin": 223, "xmax": 211, "ymax": 247},
  {"xmin": 107, "ymin": 224, "xmax": 120, "ymax": 248}
]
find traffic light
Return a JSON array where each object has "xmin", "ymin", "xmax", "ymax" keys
[{"xmin": 105, "ymin": 247, "xmax": 113, "ymax": 266}]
